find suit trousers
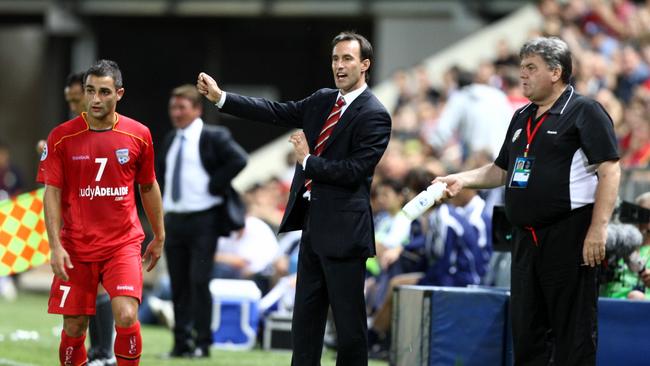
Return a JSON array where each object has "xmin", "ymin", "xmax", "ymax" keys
[
  {"xmin": 164, "ymin": 207, "xmax": 219, "ymax": 351},
  {"xmin": 291, "ymin": 205, "xmax": 369, "ymax": 366},
  {"xmin": 510, "ymin": 206, "xmax": 598, "ymax": 366}
]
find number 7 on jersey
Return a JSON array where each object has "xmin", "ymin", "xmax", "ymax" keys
[{"xmin": 95, "ymin": 158, "xmax": 107, "ymax": 181}]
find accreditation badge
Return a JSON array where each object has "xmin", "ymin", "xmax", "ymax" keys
[{"xmin": 509, "ymin": 156, "xmax": 534, "ymax": 188}]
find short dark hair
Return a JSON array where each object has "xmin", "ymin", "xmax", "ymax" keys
[
  {"xmin": 457, "ymin": 70, "xmax": 475, "ymax": 88},
  {"xmin": 66, "ymin": 72, "xmax": 84, "ymax": 88},
  {"xmin": 331, "ymin": 31, "xmax": 373, "ymax": 82},
  {"xmin": 519, "ymin": 37, "xmax": 572, "ymax": 84},
  {"xmin": 171, "ymin": 84, "xmax": 202, "ymax": 108},
  {"xmin": 84, "ymin": 59, "xmax": 123, "ymax": 89},
  {"xmin": 404, "ymin": 168, "xmax": 435, "ymax": 194},
  {"xmin": 378, "ymin": 178, "xmax": 404, "ymax": 194}
]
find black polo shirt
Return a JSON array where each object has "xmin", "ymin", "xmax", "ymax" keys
[{"xmin": 494, "ymin": 86, "xmax": 619, "ymax": 228}]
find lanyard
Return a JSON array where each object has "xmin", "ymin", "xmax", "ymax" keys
[{"xmin": 524, "ymin": 113, "xmax": 548, "ymax": 157}]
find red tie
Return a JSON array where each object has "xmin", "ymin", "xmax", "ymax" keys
[{"xmin": 305, "ymin": 96, "xmax": 346, "ymax": 191}]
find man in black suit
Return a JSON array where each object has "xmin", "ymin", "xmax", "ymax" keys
[
  {"xmin": 157, "ymin": 85, "xmax": 247, "ymax": 358},
  {"xmin": 197, "ymin": 31, "xmax": 391, "ymax": 366}
]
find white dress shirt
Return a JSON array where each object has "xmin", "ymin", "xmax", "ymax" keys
[{"xmin": 163, "ymin": 118, "xmax": 223, "ymax": 213}]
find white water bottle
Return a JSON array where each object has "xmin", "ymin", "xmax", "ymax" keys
[{"xmin": 401, "ymin": 182, "xmax": 447, "ymax": 220}]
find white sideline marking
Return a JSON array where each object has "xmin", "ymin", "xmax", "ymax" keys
[{"xmin": 0, "ymin": 358, "xmax": 37, "ymax": 366}]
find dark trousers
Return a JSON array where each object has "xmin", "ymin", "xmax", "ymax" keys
[
  {"xmin": 291, "ymin": 209, "xmax": 368, "ymax": 366},
  {"xmin": 164, "ymin": 208, "xmax": 219, "ymax": 351},
  {"xmin": 511, "ymin": 206, "xmax": 598, "ymax": 366}
]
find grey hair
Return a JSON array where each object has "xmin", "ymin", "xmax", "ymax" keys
[{"xmin": 519, "ymin": 37, "xmax": 572, "ymax": 84}]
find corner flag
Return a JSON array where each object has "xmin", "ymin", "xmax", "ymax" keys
[{"xmin": 0, "ymin": 189, "xmax": 49, "ymax": 276}]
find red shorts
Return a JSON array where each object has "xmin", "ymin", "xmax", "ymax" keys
[{"xmin": 48, "ymin": 244, "xmax": 142, "ymax": 315}]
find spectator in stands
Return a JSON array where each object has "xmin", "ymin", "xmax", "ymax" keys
[
  {"xmin": 214, "ymin": 214, "xmax": 281, "ymax": 294},
  {"xmin": 243, "ymin": 180, "xmax": 286, "ymax": 230},
  {"xmin": 615, "ymin": 44, "xmax": 650, "ymax": 103},
  {"xmin": 602, "ymin": 191, "xmax": 650, "ymax": 300},
  {"xmin": 619, "ymin": 94, "xmax": 650, "ymax": 168},
  {"xmin": 368, "ymin": 176, "xmax": 489, "ymax": 360},
  {"xmin": 376, "ymin": 140, "xmax": 411, "ymax": 181},
  {"xmin": 373, "ymin": 179, "xmax": 409, "ymax": 265},
  {"xmin": 426, "ymin": 69, "xmax": 512, "ymax": 160},
  {"xmin": 502, "ymin": 68, "xmax": 530, "ymax": 112},
  {"xmin": 0, "ymin": 140, "xmax": 24, "ymax": 201},
  {"xmin": 493, "ymin": 39, "xmax": 520, "ymax": 70}
]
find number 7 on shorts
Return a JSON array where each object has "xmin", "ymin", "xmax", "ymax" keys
[{"xmin": 59, "ymin": 285, "xmax": 71, "ymax": 308}]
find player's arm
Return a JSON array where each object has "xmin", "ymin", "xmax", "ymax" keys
[
  {"xmin": 434, "ymin": 163, "xmax": 507, "ymax": 199},
  {"xmin": 583, "ymin": 160, "xmax": 621, "ymax": 267},
  {"xmin": 43, "ymin": 185, "xmax": 73, "ymax": 281},
  {"xmin": 139, "ymin": 180, "xmax": 165, "ymax": 272}
]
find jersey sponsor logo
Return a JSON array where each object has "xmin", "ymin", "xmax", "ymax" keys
[
  {"xmin": 512, "ymin": 128, "xmax": 522, "ymax": 143},
  {"xmin": 117, "ymin": 284, "xmax": 135, "ymax": 291},
  {"xmin": 40, "ymin": 143, "xmax": 48, "ymax": 161},
  {"xmin": 79, "ymin": 185, "xmax": 129, "ymax": 200},
  {"xmin": 72, "ymin": 155, "xmax": 90, "ymax": 160},
  {"xmin": 116, "ymin": 148, "xmax": 130, "ymax": 165},
  {"xmin": 547, "ymin": 130, "xmax": 557, "ymax": 134}
]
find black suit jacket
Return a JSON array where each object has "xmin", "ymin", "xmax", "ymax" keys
[
  {"xmin": 222, "ymin": 88, "xmax": 391, "ymax": 258},
  {"xmin": 157, "ymin": 123, "xmax": 248, "ymax": 236}
]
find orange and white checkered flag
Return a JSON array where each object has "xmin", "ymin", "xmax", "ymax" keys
[{"xmin": 0, "ymin": 188, "xmax": 49, "ymax": 276}]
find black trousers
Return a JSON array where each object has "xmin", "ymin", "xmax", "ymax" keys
[
  {"xmin": 164, "ymin": 207, "xmax": 219, "ymax": 351},
  {"xmin": 511, "ymin": 206, "xmax": 598, "ymax": 366},
  {"xmin": 291, "ymin": 208, "xmax": 368, "ymax": 366}
]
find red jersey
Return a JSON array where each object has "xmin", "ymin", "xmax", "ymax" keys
[{"xmin": 38, "ymin": 113, "xmax": 156, "ymax": 261}]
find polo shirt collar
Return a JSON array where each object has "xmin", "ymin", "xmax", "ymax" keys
[
  {"xmin": 519, "ymin": 85, "xmax": 575, "ymax": 117},
  {"xmin": 546, "ymin": 85, "xmax": 575, "ymax": 115}
]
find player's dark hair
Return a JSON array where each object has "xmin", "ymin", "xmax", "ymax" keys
[
  {"xmin": 171, "ymin": 84, "xmax": 202, "ymax": 108},
  {"xmin": 378, "ymin": 178, "xmax": 404, "ymax": 195},
  {"xmin": 332, "ymin": 31, "xmax": 373, "ymax": 82},
  {"xmin": 66, "ymin": 72, "xmax": 84, "ymax": 88},
  {"xmin": 84, "ymin": 59, "xmax": 123, "ymax": 89}
]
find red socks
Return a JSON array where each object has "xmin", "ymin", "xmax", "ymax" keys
[
  {"xmin": 114, "ymin": 322, "xmax": 142, "ymax": 365},
  {"xmin": 59, "ymin": 330, "xmax": 87, "ymax": 366},
  {"xmin": 58, "ymin": 322, "xmax": 142, "ymax": 365}
]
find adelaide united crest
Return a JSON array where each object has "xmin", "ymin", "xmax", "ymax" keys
[{"xmin": 115, "ymin": 148, "xmax": 130, "ymax": 165}]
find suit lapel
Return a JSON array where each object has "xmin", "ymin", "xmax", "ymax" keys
[
  {"xmin": 320, "ymin": 89, "xmax": 370, "ymax": 155},
  {"xmin": 307, "ymin": 91, "xmax": 339, "ymax": 149}
]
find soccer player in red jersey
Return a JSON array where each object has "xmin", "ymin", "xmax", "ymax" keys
[{"xmin": 38, "ymin": 59, "xmax": 165, "ymax": 366}]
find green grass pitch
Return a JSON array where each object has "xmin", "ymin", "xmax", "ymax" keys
[{"xmin": 0, "ymin": 292, "xmax": 387, "ymax": 366}]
